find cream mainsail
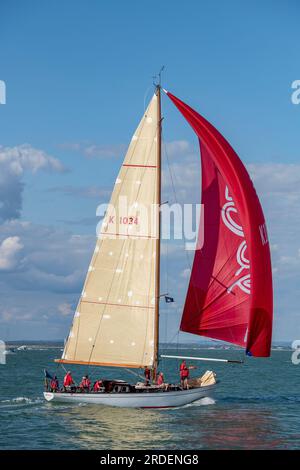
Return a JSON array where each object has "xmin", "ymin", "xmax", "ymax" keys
[{"xmin": 58, "ymin": 92, "xmax": 160, "ymax": 368}]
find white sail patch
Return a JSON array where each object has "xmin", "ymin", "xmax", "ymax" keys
[
  {"xmin": 222, "ymin": 186, "xmax": 251, "ymax": 295},
  {"xmin": 259, "ymin": 222, "xmax": 269, "ymax": 245},
  {"xmin": 221, "ymin": 187, "xmax": 244, "ymax": 237},
  {"xmin": 235, "ymin": 241, "xmax": 250, "ymax": 276},
  {"xmin": 227, "ymin": 274, "xmax": 251, "ymax": 295}
]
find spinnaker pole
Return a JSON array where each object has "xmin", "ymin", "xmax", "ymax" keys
[{"xmin": 161, "ymin": 355, "xmax": 243, "ymax": 364}]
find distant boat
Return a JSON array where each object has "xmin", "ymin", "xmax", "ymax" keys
[
  {"xmin": 17, "ymin": 345, "xmax": 28, "ymax": 351},
  {"xmin": 44, "ymin": 82, "xmax": 273, "ymax": 408}
]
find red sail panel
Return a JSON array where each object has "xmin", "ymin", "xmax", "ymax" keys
[{"xmin": 165, "ymin": 90, "xmax": 273, "ymax": 357}]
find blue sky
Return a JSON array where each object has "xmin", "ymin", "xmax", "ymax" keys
[{"xmin": 0, "ymin": 0, "xmax": 299, "ymax": 342}]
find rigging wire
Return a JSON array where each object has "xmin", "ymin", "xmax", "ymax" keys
[{"xmin": 125, "ymin": 368, "xmax": 145, "ymax": 382}]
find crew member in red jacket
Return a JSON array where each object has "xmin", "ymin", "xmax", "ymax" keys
[
  {"xmin": 180, "ymin": 360, "xmax": 195, "ymax": 389},
  {"xmin": 79, "ymin": 375, "xmax": 91, "ymax": 392},
  {"xmin": 93, "ymin": 379, "xmax": 103, "ymax": 392},
  {"xmin": 63, "ymin": 371, "xmax": 74, "ymax": 390},
  {"xmin": 50, "ymin": 375, "xmax": 59, "ymax": 392}
]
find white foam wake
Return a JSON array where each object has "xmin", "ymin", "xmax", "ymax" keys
[
  {"xmin": 0, "ymin": 396, "xmax": 43, "ymax": 406},
  {"xmin": 184, "ymin": 397, "xmax": 216, "ymax": 407}
]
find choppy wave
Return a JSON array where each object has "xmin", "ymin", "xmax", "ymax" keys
[
  {"xmin": 0, "ymin": 348, "xmax": 299, "ymax": 449},
  {"xmin": 0, "ymin": 396, "xmax": 44, "ymax": 407}
]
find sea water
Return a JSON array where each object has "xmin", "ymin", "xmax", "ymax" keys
[{"xmin": 0, "ymin": 345, "xmax": 299, "ymax": 449}]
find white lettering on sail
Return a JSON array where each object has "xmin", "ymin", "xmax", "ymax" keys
[
  {"xmin": 221, "ymin": 186, "xmax": 244, "ymax": 237},
  {"xmin": 222, "ymin": 186, "xmax": 251, "ymax": 295},
  {"xmin": 227, "ymin": 273, "xmax": 251, "ymax": 295},
  {"xmin": 259, "ymin": 223, "xmax": 269, "ymax": 245},
  {"xmin": 235, "ymin": 240, "xmax": 250, "ymax": 276}
]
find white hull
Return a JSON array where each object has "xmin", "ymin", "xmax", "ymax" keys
[{"xmin": 44, "ymin": 384, "xmax": 216, "ymax": 408}]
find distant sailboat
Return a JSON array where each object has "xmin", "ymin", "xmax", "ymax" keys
[{"xmin": 44, "ymin": 84, "xmax": 273, "ymax": 408}]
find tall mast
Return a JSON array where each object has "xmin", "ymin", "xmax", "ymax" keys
[{"xmin": 153, "ymin": 84, "xmax": 162, "ymax": 372}]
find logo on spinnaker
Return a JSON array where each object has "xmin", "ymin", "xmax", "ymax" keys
[{"xmin": 222, "ymin": 186, "xmax": 251, "ymax": 295}]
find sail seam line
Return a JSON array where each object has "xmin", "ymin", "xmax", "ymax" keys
[
  {"xmin": 81, "ymin": 300, "xmax": 155, "ymax": 309},
  {"xmin": 123, "ymin": 164, "xmax": 157, "ymax": 168},
  {"xmin": 99, "ymin": 232, "xmax": 157, "ymax": 239}
]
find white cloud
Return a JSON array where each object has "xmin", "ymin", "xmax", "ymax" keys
[
  {"xmin": 247, "ymin": 163, "xmax": 300, "ymax": 194},
  {"xmin": 0, "ymin": 306, "xmax": 33, "ymax": 323},
  {"xmin": 162, "ymin": 140, "xmax": 200, "ymax": 203},
  {"xmin": 0, "ymin": 220, "xmax": 95, "ymax": 337},
  {"xmin": 0, "ymin": 220, "xmax": 94, "ymax": 293},
  {"xmin": 0, "ymin": 144, "xmax": 66, "ymax": 221},
  {"xmin": 0, "ymin": 236, "xmax": 23, "ymax": 270},
  {"xmin": 61, "ymin": 139, "xmax": 194, "ymax": 161},
  {"xmin": 60, "ymin": 142, "xmax": 126, "ymax": 159},
  {"xmin": 58, "ymin": 303, "xmax": 73, "ymax": 316},
  {"xmin": 47, "ymin": 185, "xmax": 110, "ymax": 199},
  {"xmin": 165, "ymin": 140, "xmax": 193, "ymax": 157},
  {"xmin": 0, "ymin": 144, "xmax": 66, "ymax": 175}
]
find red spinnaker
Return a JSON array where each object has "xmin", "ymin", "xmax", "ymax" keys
[{"xmin": 165, "ymin": 90, "xmax": 273, "ymax": 357}]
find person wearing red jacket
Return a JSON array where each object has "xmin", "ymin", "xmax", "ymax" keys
[
  {"xmin": 79, "ymin": 375, "xmax": 91, "ymax": 392},
  {"xmin": 84, "ymin": 375, "xmax": 91, "ymax": 391},
  {"xmin": 180, "ymin": 360, "xmax": 196, "ymax": 389},
  {"xmin": 156, "ymin": 372, "xmax": 165, "ymax": 386},
  {"xmin": 93, "ymin": 379, "xmax": 103, "ymax": 392},
  {"xmin": 63, "ymin": 371, "xmax": 74, "ymax": 390},
  {"xmin": 50, "ymin": 375, "xmax": 59, "ymax": 392}
]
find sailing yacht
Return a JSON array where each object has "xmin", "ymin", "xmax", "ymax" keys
[{"xmin": 44, "ymin": 85, "xmax": 273, "ymax": 408}]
